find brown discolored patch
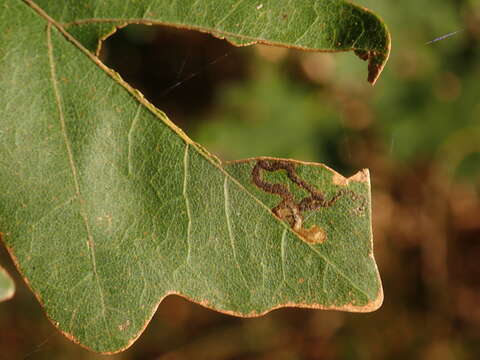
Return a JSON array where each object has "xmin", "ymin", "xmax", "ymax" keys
[
  {"xmin": 332, "ymin": 173, "xmax": 348, "ymax": 186},
  {"xmin": 354, "ymin": 49, "xmax": 386, "ymax": 85},
  {"xmin": 118, "ymin": 320, "xmax": 131, "ymax": 331},
  {"xmin": 332, "ymin": 168, "xmax": 369, "ymax": 186},
  {"xmin": 349, "ymin": 168, "xmax": 370, "ymax": 183}
]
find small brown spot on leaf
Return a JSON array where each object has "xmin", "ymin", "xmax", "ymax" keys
[
  {"xmin": 297, "ymin": 225, "xmax": 327, "ymax": 244},
  {"xmin": 118, "ymin": 320, "xmax": 130, "ymax": 331}
]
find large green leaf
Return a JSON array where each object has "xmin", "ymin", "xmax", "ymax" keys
[
  {"xmin": 0, "ymin": 265, "xmax": 15, "ymax": 302},
  {"xmin": 0, "ymin": 0, "xmax": 388, "ymax": 353}
]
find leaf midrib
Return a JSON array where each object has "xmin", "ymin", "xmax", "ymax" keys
[{"xmin": 45, "ymin": 18, "xmax": 109, "ymax": 336}]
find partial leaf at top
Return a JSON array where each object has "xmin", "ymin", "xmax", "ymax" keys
[
  {"xmin": 0, "ymin": 0, "xmax": 385, "ymax": 354},
  {"xmin": 35, "ymin": 0, "xmax": 390, "ymax": 84}
]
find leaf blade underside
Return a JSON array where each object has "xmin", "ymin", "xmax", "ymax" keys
[{"xmin": 0, "ymin": 0, "xmax": 385, "ymax": 353}]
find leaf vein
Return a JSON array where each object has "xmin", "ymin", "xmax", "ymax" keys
[
  {"xmin": 46, "ymin": 22, "xmax": 107, "ymax": 320},
  {"xmin": 127, "ymin": 103, "xmax": 142, "ymax": 175},
  {"xmin": 214, "ymin": 0, "xmax": 248, "ymax": 29},
  {"xmin": 183, "ymin": 143, "xmax": 192, "ymax": 264},
  {"xmin": 280, "ymin": 228, "xmax": 287, "ymax": 282},
  {"xmin": 306, "ymin": 243, "xmax": 369, "ymax": 299},
  {"xmin": 223, "ymin": 177, "xmax": 250, "ymax": 290}
]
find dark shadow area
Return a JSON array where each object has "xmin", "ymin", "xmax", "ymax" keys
[{"xmin": 101, "ymin": 24, "xmax": 249, "ymax": 131}]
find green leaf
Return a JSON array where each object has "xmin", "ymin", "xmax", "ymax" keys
[
  {"xmin": 0, "ymin": 265, "xmax": 15, "ymax": 302},
  {"xmin": 35, "ymin": 0, "xmax": 390, "ymax": 84},
  {"xmin": 0, "ymin": 0, "xmax": 387, "ymax": 353}
]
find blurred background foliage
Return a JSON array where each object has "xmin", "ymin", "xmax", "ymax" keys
[{"xmin": 1, "ymin": 0, "xmax": 480, "ymax": 359}]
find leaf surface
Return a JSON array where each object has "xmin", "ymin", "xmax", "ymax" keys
[{"xmin": 0, "ymin": 0, "xmax": 386, "ymax": 353}]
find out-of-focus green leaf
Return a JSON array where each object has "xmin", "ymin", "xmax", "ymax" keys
[
  {"xmin": 0, "ymin": 0, "xmax": 385, "ymax": 353},
  {"xmin": 0, "ymin": 265, "xmax": 15, "ymax": 302}
]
